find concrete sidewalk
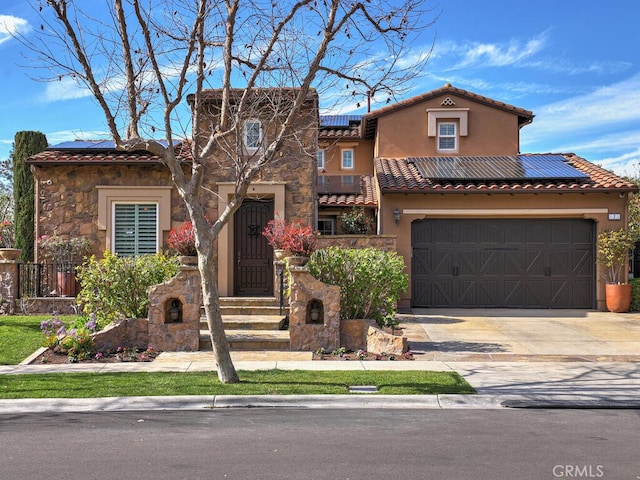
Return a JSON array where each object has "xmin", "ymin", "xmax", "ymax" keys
[{"xmin": 1, "ymin": 309, "xmax": 639, "ymax": 412}]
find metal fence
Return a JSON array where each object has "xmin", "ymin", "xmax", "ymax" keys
[{"xmin": 17, "ymin": 263, "xmax": 82, "ymax": 298}]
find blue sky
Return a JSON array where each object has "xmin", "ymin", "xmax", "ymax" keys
[{"xmin": 1, "ymin": 0, "xmax": 639, "ymax": 176}]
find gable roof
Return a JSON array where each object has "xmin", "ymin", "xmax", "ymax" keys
[
  {"xmin": 375, "ymin": 154, "xmax": 638, "ymax": 194},
  {"xmin": 362, "ymin": 84, "xmax": 534, "ymax": 139}
]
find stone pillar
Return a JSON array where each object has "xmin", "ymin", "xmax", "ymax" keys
[
  {"xmin": 147, "ymin": 265, "xmax": 202, "ymax": 351},
  {"xmin": 288, "ymin": 265, "xmax": 340, "ymax": 351},
  {"xmin": 0, "ymin": 259, "xmax": 20, "ymax": 314}
]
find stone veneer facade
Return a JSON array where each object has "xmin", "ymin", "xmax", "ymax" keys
[{"xmin": 288, "ymin": 265, "xmax": 341, "ymax": 351}]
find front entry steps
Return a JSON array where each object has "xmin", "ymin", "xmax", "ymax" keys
[{"xmin": 199, "ymin": 297, "xmax": 290, "ymax": 351}]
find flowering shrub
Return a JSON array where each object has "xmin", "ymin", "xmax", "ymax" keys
[
  {"xmin": 308, "ymin": 247, "xmax": 408, "ymax": 326},
  {"xmin": 168, "ymin": 221, "xmax": 197, "ymax": 256},
  {"xmin": 40, "ymin": 313, "xmax": 97, "ymax": 362},
  {"xmin": 262, "ymin": 220, "xmax": 317, "ymax": 256},
  {"xmin": 0, "ymin": 220, "xmax": 15, "ymax": 248},
  {"xmin": 76, "ymin": 251, "xmax": 179, "ymax": 328},
  {"xmin": 262, "ymin": 219, "xmax": 288, "ymax": 250}
]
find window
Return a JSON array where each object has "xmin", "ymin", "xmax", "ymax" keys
[
  {"xmin": 317, "ymin": 149, "xmax": 325, "ymax": 169},
  {"xmin": 437, "ymin": 122, "xmax": 457, "ymax": 152},
  {"xmin": 317, "ymin": 218, "xmax": 335, "ymax": 235},
  {"xmin": 244, "ymin": 120, "xmax": 262, "ymax": 149},
  {"xmin": 113, "ymin": 203, "xmax": 158, "ymax": 256},
  {"xmin": 341, "ymin": 149, "xmax": 354, "ymax": 169}
]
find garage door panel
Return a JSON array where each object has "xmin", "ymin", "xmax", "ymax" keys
[{"xmin": 411, "ymin": 219, "xmax": 595, "ymax": 308}]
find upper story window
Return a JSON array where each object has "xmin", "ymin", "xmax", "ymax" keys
[
  {"xmin": 317, "ymin": 149, "xmax": 325, "ymax": 169},
  {"xmin": 244, "ymin": 120, "xmax": 262, "ymax": 150},
  {"xmin": 437, "ymin": 122, "xmax": 457, "ymax": 152},
  {"xmin": 341, "ymin": 148, "xmax": 354, "ymax": 169},
  {"xmin": 113, "ymin": 203, "xmax": 158, "ymax": 257}
]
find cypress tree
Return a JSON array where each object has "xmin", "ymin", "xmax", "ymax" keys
[{"xmin": 12, "ymin": 131, "xmax": 48, "ymax": 262}]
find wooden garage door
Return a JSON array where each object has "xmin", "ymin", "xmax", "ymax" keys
[{"xmin": 412, "ymin": 219, "xmax": 595, "ymax": 308}]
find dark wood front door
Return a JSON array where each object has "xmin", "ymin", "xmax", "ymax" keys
[{"xmin": 234, "ymin": 199, "xmax": 274, "ymax": 296}]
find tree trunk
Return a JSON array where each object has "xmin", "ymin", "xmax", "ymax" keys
[{"xmin": 198, "ymin": 237, "xmax": 239, "ymax": 384}]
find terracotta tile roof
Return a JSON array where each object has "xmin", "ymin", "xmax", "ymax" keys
[
  {"xmin": 27, "ymin": 141, "xmax": 192, "ymax": 165},
  {"xmin": 318, "ymin": 175, "xmax": 377, "ymax": 207},
  {"xmin": 318, "ymin": 126, "xmax": 361, "ymax": 139},
  {"xmin": 374, "ymin": 154, "xmax": 638, "ymax": 194},
  {"xmin": 362, "ymin": 84, "xmax": 534, "ymax": 139}
]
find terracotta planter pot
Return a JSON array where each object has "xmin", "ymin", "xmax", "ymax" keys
[
  {"xmin": 286, "ymin": 256, "xmax": 309, "ymax": 266},
  {"xmin": 605, "ymin": 283, "xmax": 632, "ymax": 313},
  {"xmin": 178, "ymin": 255, "xmax": 198, "ymax": 266},
  {"xmin": 0, "ymin": 248, "xmax": 22, "ymax": 261},
  {"xmin": 57, "ymin": 271, "xmax": 78, "ymax": 297}
]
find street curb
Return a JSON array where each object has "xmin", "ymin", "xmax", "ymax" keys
[{"xmin": 4, "ymin": 394, "xmax": 639, "ymax": 413}]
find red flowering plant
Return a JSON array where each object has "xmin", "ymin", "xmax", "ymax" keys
[
  {"xmin": 262, "ymin": 219, "xmax": 288, "ymax": 250},
  {"xmin": 167, "ymin": 221, "xmax": 197, "ymax": 256},
  {"xmin": 262, "ymin": 220, "xmax": 317, "ymax": 257}
]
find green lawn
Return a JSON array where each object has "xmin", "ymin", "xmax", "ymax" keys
[
  {"xmin": 0, "ymin": 315, "xmax": 56, "ymax": 365},
  {"xmin": 0, "ymin": 315, "xmax": 476, "ymax": 398},
  {"xmin": 0, "ymin": 370, "xmax": 475, "ymax": 399}
]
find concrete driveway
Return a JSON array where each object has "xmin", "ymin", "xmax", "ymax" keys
[
  {"xmin": 401, "ymin": 309, "xmax": 640, "ymax": 361},
  {"xmin": 400, "ymin": 309, "xmax": 640, "ymax": 400}
]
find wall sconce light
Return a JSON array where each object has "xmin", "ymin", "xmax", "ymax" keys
[{"xmin": 393, "ymin": 208, "xmax": 401, "ymax": 225}]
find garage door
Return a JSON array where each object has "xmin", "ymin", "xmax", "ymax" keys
[{"xmin": 412, "ymin": 219, "xmax": 595, "ymax": 308}]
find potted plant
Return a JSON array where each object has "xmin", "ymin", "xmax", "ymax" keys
[
  {"xmin": 262, "ymin": 219, "xmax": 288, "ymax": 260},
  {"xmin": 597, "ymin": 229, "xmax": 635, "ymax": 312},
  {"xmin": 281, "ymin": 223, "xmax": 317, "ymax": 266},
  {"xmin": 0, "ymin": 220, "xmax": 21, "ymax": 260},
  {"xmin": 262, "ymin": 220, "xmax": 317, "ymax": 265},
  {"xmin": 168, "ymin": 221, "xmax": 197, "ymax": 265},
  {"xmin": 39, "ymin": 235, "xmax": 91, "ymax": 296}
]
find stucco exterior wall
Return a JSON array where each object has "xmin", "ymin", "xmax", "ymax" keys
[
  {"xmin": 374, "ymin": 94, "xmax": 522, "ymax": 158},
  {"xmin": 318, "ymin": 138, "xmax": 375, "ymax": 176}
]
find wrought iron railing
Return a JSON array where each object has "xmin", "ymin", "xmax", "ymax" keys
[{"xmin": 17, "ymin": 262, "xmax": 82, "ymax": 298}]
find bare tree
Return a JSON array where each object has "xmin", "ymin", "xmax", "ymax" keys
[{"xmin": 25, "ymin": 0, "xmax": 435, "ymax": 383}]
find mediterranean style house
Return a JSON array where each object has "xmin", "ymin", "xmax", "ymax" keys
[{"xmin": 27, "ymin": 84, "xmax": 637, "ymax": 311}]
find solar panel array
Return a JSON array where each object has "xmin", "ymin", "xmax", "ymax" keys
[
  {"xmin": 411, "ymin": 155, "xmax": 589, "ymax": 181},
  {"xmin": 48, "ymin": 139, "xmax": 180, "ymax": 150},
  {"xmin": 319, "ymin": 115, "xmax": 363, "ymax": 127}
]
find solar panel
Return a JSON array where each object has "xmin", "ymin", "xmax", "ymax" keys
[
  {"xmin": 411, "ymin": 155, "xmax": 589, "ymax": 181},
  {"xmin": 48, "ymin": 139, "xmax": 181, "ymax": 151},
  {"xmin": 319, "ymin": 115, "xmax": 362, "ymax": 127}
]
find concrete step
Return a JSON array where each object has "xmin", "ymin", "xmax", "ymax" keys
[
  {"xmin": 199, "ymin": 315, "xmax": 286, "ymax": 331},
  {"xmin": 219, "ymin": 305, "xmax": 288, "ymax": 316},
  {"xmin": 199, "ymin": 329, "xmax": 290, "ymax": 351}
]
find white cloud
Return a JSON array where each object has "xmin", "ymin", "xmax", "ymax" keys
[
  {"xmin": 432, "ymin": 31, "xmax": 549, "ymax": 71},
  {"xmin": 523, "ymin": 73, "xmax": 640, "ymax": 144},
  {"xmin": 42, "ymin": 77, "xmax": 93, "ymax": 102},
  {"xmin": 0, "ymin": 15, "xmax": 30, "ymax": 45},
  {"xmin": 46, "ymin": 129, "xmax": 111, "ymax": 145}
]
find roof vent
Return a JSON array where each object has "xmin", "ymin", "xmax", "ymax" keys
[{"xmin": 441, "ymin": 96, "xmax": 456, "ymax": 106}]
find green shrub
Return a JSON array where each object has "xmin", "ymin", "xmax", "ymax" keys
[
  {"xmin": 308, "ymin": 247, "xmax": 408, "ymax": 326},
  {"xmin": 339, "ymin": 207, "xmax": 374, "ymax": 234},
  {"xmin": 76, "ymin": 251, "xmax": 179, "ymax": 328},
  {"xmin": 630, "ymin": 278, "xmax": 640, "ymax": 312}
]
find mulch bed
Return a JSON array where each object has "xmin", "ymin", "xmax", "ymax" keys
[
  {"xmin": 30, "ymin": 347, "xmax": 159, "ymax": 365},
  {"xmin": 312, "ymin": 350, "xmax": 414, "ymax": 361}
]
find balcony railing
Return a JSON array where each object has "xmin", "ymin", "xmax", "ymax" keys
[{"xmin": 17, "ymin": 263, "xmax": 82, "ymax": 298}]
